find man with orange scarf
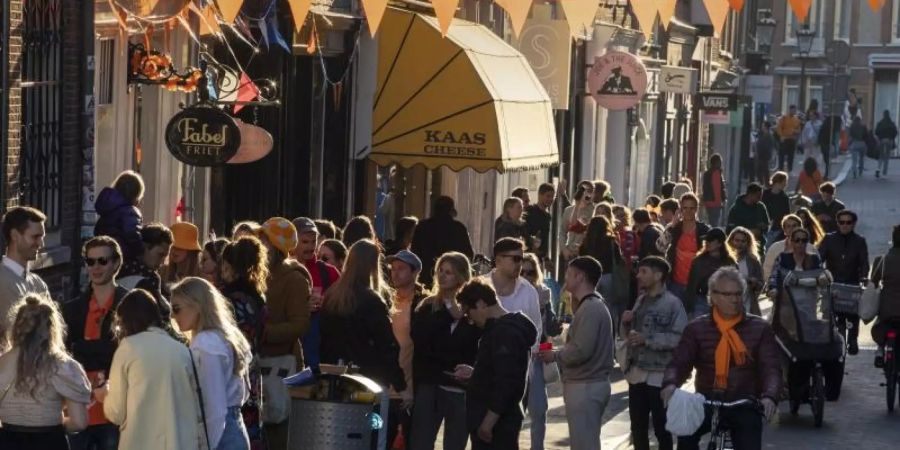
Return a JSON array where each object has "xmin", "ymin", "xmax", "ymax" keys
[{"xmin": 661, "ymin": 267, "xmax": 781, "ymax": 450}]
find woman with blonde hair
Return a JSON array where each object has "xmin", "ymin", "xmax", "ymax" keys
[
  {"xmin": 0, "ymin": 296, "xmax": 90, "ymax": 450},
  {"xmin": 320, "ymin": 239, "xmax": 405, "ymax": 391},
  {"xmin": 494, "ymin": 197, "xmax": 531, "ymax": 246},
  {"xmin": 409, "ymin": 252, "xmax": 481, "ymax": 450},
  {"xmin": 728, "ymin": 227, "xmax": 764, "ymax": 315},
  {"xmin": 171, "ymin": 277, "xmax": 253, "ymax": 450},
  {"xmin": 796, "ymin": 207, "xmax": 827, "ymax": 246}
]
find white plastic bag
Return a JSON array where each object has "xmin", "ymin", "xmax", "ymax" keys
[{"xmin": 665, "ymin": 389, "xmax": 707, "ymax": 437}]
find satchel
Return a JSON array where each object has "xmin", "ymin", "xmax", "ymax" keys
[
  {"xmin": 258, "ymin": 354, "xmax": 296, "ymax": 424},
  {"xmin": 860, "ymin": 256, "xmax": 887, "ymax": 323}
]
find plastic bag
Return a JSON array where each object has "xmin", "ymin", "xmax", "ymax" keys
[{"xmin": 665, "ymin": 389, "xmax": 707, "ymax": 437}]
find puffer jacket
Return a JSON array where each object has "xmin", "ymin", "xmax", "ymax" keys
[
  {"xmin": 627, "ymin": 290, "xmax": 688, "ymax": 372},
  {"xmin": 663, "ymin": 314, "xmax": 782, "ymax": 402},
  {"xmin": 94, "ymin": 187, "xmax": 143, "ymax": 264}
]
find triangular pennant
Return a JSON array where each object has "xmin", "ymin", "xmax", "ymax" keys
[
  {"xmin": 215, "ymin": 0, "xmax": 244, "ymax": 24},
  {"xmin": 559, "ymin": 0, "xmax": 598, "ymax": 39},
  {"xmin": 268, "ymin": 17, "xmax": 291, "ymax": 52},
  {"xmin": 629, "ymin": 0, "xmax": 658, "ymax": 40},
  {"xmin": 234, "ymin": 72, "xmax": 260, "ymax": 114},
  {"xmin": 258, "ymin": 19, "xmax": 270, "ymax": 49},
  {"xmin": 501, "ymin": 0, "xmax": 533, "ymax": 38},
  {"xmin": 494, "ymin": 0, "xmax": 508, "ymax": 10},
  {"xmin": 657, "ymin": 0, "xmax": 677, "ymax": 30},
  {"xmin": 868, "ymin": 0, "xmax": 886, "ymax": 11},
  {"xmin": 193, "ymin": 4, "xmax": 222, "ymax": 37},
  {"xmin": 361, "ymin": 0, "xmax": 389, "ymax": 36},
  {"xmin": 432, "ymin": 0, "xmax": 459, "ymax": 36},
  {"xmin": 287, "ymin": 0, "xmax": 311, "ymax": 31},
  {"xmin": 787, "ymin": 0, "xmax": 812, "ymax": 23},
  {"xmin": 702, "ymin": 0, "xmax": 730, "ymax": 37},
  {"xmin": 728, "ymin": 0, "xmax": 744, "ymax": 10}
]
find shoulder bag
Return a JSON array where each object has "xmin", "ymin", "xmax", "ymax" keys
[
  {"xmin": 859, "ymin": 256, "xmax": 887, "ymax": 323},
  {"xmin": 614, "ymin": 296, "xmax": 643, "ymax": 373},
  {"xmin": 258, "ymin": 354, "xmax": 296, "ymax": 424},
  {"xmin": 189, "ymin": 349, "xmax": 211, "ymax": 450}
]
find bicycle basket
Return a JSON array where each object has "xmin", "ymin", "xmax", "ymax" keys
[{"xmin": 831, "ymin": 283, "xmax": 862, "ymax": 316}]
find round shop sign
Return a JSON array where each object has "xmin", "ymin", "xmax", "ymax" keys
[
  {"xmin": 165, "ymin": 106, "xmax": 241, "ymax": 167},
  {"xmin": 588, "ymin": 51, "xmax": 648, "ymax": 111}
]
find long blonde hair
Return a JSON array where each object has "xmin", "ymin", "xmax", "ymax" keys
[
  {"xmin": 728, "ymin": 227, "xmax": 760, "ymax": 262},
  {"xmin": 324, "ymin": 239, "xmax": 391, "ymax": 315},
  {"xmin": 419, "ymin": 252, "xmax": 472, "ymax": 311},
  {"xmin": 9, "ymin": 295, "xmax": 69, "ymax": 399},
  {"xmin": 171, "ymin": 277, "xmax": 252, "ymax": 376}
]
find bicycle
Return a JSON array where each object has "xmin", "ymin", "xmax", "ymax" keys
[
  {"xmin": 703, "ymin": 398, "xmax": 761, "ymax": 450},
  {"xmin": 882, "ymin": 325, "xmax": 900, "ymax": 412}
]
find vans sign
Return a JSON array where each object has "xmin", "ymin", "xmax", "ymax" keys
[{"xmin": 696, "ymin": 93, "xmax": 738, "ymax": 113}]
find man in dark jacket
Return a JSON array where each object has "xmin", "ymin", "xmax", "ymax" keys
[
  {"xmin": 810, "ymin": 182, "xmax": 845, "ymax": 234},
  {"xmin": 525, "ymin": 183, "xmax": 555, "ymax": 261},
  {"xmin": 726, "ymin": 183, "xmax": 770, "ymax": 244},
  {"xmin": 64, "ymin": 236, "xmax": 130, "ymax": 449},
  {"xmin": 754, "ymin": 122, "xmax": 777, "ymax": 184},
  {"xmin": 819, "ymin": 209, "xmax": 870, "ymax": 354},
  {"xmin": 411, "ymin": 196, "xmax": 475, "ymax": 287},
  {"xmin": 761, "ymin": 172, "xmax": 791, "ymax": 243},
  {"xmin": 117, "ymin": 223, "xmax": 173, "ymax": 319},
  {"xmin": 454, "ymin": 279, "xmax": 536, "ymax": 450},
  {"xmin": 662, "ymin": 267, "xmax": 781, "ymax": 450},
  {"xmin": 875, "ymin": 110, "xmax": 898, "ymax": 178},
  {"xmin": 633, "ymin": 208, "xmax": 664, "ymax": 260}
]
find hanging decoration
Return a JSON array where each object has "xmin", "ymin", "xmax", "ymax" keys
[
  {"xmin": 234, "ymin": 72, "xmax": 261, "ymax": 114},
  {"xmin": 868, "ymin": 0, "xmax": 886, "ymax": 12},
  {"xmin": 217, "ymin": 0, "xmax": 245, "ymax": 24},
  {"xmin": 559, "ymin": 0, "xmax": 598, "ymax": 39},
  {"xmin": 128, "ymin": 43, "xmax": 204, "ymax": 92},
  {"xmin": 194, "ymin": 4, "xmax": 222, "ymax": 37},
  {"xmin": 728, "ymin": 0, "xmax": 744, "ymax": 10},
  {"xmin": 702, "ymin": 0, "xmax": 731, "ymax": 37},
  {"xmin": 361, "ymin": 0, "xmax": 390, "ymax": 36},
  {"xmin": 432, "ymin": 0, "xmax": 460, "ymax": 37},
  {"xmin": 500, "ymin": 0, "xmax": 534, "ymax": 38},
  {"xmin": 787, "ymin": 0, "xmax": 812, "ymax": 23},
  {"xmin": 288, "ymin": 0, "xmax": 312, "ymax": 31},
  {"xmin": 657, "ymin": 0, "xmax": 677, "ymax": 30},
  {"xmin": 112, "ymin": 0, "xmax": 192, "ymax": 22},
  {"xmin": 629, "ymin": 0, "xmax": 658, "ymax": 41}
]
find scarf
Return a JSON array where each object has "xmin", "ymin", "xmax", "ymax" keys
[{"xmin": 712, "ymin": 307, "xmax": 748, "ymax": 390}]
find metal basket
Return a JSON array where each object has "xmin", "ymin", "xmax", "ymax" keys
[{"xmin": 831, "ymin": 283, "xmax": 863, "ymax": 315}]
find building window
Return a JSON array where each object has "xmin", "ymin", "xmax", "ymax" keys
[
  {"xmin": 894, "ymin": 0, "xmax": 900, "ymax": 40},
  {"xmin": 782, "ymin": 77, "xmax": 823, "ymax": 114},
  {"xmin": 20, "ymin": 0, "xmax": 63, "ymax": 229},
  {"xmin": 835, "ymin": 0, "xmax": 851, "ymax": 40},
  {"xmin": 785, "ymin": 0, "xmax": 824, "ymax": 44}
]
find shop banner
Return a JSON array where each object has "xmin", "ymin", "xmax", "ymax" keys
[
  {"xmin": 702, "ymin": 111, "xmax": 730, "ymax": 125},
  {"xmin": 588, "ymin": 51, "xmax": 648, "ymax": 111},
  {"xmin": 511, "ymin": 11, "xmax": 572, "ymax": 110},
  {"xmin": 165, "ymin": 106, "xmax": 241, "ymax": 166},
  {"xmin": 745, "ymin": 75, "xmax": 774, "ymax": 104},
  {"xmin": 229, "ymin": 120, "xmax": 274, "ymax": 164},
  {"xmin": 659, "ymin": 66, "xmax": 697, "ymax": 94},
  {"xmin": 696, "ymin": 92, "xmax": 739, "ymax": 112}
]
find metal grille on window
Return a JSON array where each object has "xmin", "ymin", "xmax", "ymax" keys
[{"xmin": 20, "ymin": 0, "xmax": 62, "ymax": 228}]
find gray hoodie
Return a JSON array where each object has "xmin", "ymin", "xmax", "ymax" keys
[{"xmin": 557, "ymin": 292, "xmax": 614, "ymax": 383}]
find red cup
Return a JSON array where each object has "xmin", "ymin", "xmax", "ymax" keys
[{"xmin": 539, "ymin": 342, "xmax": 553, "ymax": 351}]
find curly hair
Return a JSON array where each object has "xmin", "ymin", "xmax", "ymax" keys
[
  {"xmin": 222, "ymin": 236, "xmax": 270, "ymax": 295},
  {"xmin": 10, "ymin": 295, "xmax": 69, "ymax": 399}
]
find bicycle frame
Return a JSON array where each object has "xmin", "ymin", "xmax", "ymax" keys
[{"xmin": 705, "ymin": 399, "xmax": 759, "ymax": 450}]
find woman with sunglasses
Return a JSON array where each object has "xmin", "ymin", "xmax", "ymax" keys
[
  {"xmin": 795, "ymin": 207, "xmax": 827, "ymax": 247},
  {"xmin": 767, "ymin": 228, "xmax": 823, "ymax": 300},
  {"xmin": 64, "ymin": 237, "xmax": 129, "ymax": 450}
]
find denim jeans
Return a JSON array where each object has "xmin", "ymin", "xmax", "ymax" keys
[
  {"xmin": 69, "ymin": 424, "xmax": 119, "ymax": 450},
  {"xmin": 880, "ymin": 139, "xmax": 893, "ymax": 175},
  {"xmin": 527, "ymin": 358, "xmax": 549, "ymax": 450},
  {"xmin": 850, "ymin": 140, "xmax": 867, "ymax": 177},
  {"xmin": 217, "ymin": 407, "xmax": 250, "ymax": 450}
]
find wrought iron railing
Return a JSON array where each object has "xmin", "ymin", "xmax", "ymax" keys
[{"xmin": 19, "ymin": 0, "xmax": 62, "ymax": 228}]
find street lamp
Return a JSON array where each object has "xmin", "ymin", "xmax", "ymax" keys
[
  {"xmin": 796, "ymin": 24, "xmax": 816, "ymax": 114},
  {"xmin": 756, "ymin": 10, "xmax": 776, "ymax": 52}
]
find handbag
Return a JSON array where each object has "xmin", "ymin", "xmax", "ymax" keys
[
  {"xmin": 542, "ymin": 360, "xmax": 561, "ymax": 384},
  {"xmin": 860, "ymin": 256, "xmax": 887, "ymax": 323},
  {"xmin": 189, "ymin": 350, "xmax": 211, "ymax": 450},
  {"xmin": 258, "ymin": 354, "xmax": 296, "ymax": 424}
]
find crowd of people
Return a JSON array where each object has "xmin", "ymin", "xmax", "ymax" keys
[{"xmin": 0, "ymin": 161, "xmax": 897, "ymax": 450}]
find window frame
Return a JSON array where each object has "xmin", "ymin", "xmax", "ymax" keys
[{"xmin": 833, "ymin": 0, "xmax": 851, "ymax": 41}]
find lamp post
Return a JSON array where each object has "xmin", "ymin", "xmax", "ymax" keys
[
  {"xmin": 796, "ymin": 25, "xmax": 816, "ymax": 114},
  {"xmin": 757, "ymin": 10, "xmax": 776, "ymax": 54}
]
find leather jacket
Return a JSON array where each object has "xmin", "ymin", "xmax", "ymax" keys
[
  {"xmin": 663, "ymin": 314, "xmax": 782, "ymax": 402},
  {"xmin": 818, "ymin": 231, "xmax": 869, "ymax": 284}
]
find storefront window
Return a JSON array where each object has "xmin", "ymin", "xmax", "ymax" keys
[{"xmin": 835, "ymin": 0, "xmax": 851, "ymax": 40}]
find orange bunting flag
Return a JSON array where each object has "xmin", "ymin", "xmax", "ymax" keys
[
  {"xmin": 432, "ymin": 0, "xmax": 460, "ymax": 36},
  {"xmin": 502, "ymin": 0, "xmax": 534, "ymax": 38},
  {"xmin": 559, "ymin": 0, "xmax": 599, "ymax": 39},
  {"xmin": 197, "ymin": 5, "xmax": 221, "ymax": 36},
  {"xmin": 629, "ymin": 0, "xmax": 658, "ymax": 40},
  {"xmin": 868, "ymin": 0, "xmax": 886, "ymax": 12},
  {"xmin": 728, "ymin": 0, "xmax": 744, "ymax": 10},
  {"xmin": 361, "ymin": 0, "xmax": 389, "ymax": 36},
  {"xmin": 702, "ymin": 0, "xmax": 730, "ymax": 37},
  {"xmin": 288, "ymin": 0, "xmax": 312, "ymax": 31},
  {"xmin": 215, "ymin": 0, "xmax": 243, "ymax": 25},
  {"xmin": 657, "ymin": 0, "xmax": 677, "ymax": 30},
  {"xmin": 787, "ymin": 0, "xmax": 812, "ymax": 23}
]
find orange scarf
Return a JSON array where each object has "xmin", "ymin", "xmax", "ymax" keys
[{"xmin": 712, "ymin": 308, "xmax": 748, "ymax": 389}]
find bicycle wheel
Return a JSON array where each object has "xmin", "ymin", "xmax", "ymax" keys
[
  {"xmin": 887, "ymin": 351, "xmax": 897, "ymax": 413},
  {"xmin": 812, "ymin": 365, "xmax": 826, "ymax": 427}
]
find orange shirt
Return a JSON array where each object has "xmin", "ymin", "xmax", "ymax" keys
[
  {"xmin": 85, "ymin": 293, "xmax": 113, "ymax": 426},
  {"xmin": 798, "ymin": 170, "xmax": 824, "ymax": 196},
  {"xmin": 673, "ymin": 231, "xmax": 698, "ymax": 285},
  {"xmin": 705, "ymin": 170, "xmax": 724, "ymax": 208}
]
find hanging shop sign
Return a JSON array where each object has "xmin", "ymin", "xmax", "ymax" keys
[
  {"xmin": 228, "ymin": 120, "xmax": 274, "ymax": 164},
  {"xmin": 588, "ymin": 51, "xmax": 648, "ymax": 111},
  {"xmin": 165, "ymin": 106, "xmax": 241, "ymax": 167},
  {"xmin": 696, "ymin": 92, "xmax": 739, "ymax": 113},
  {"xmin": 511, "ymin": 12, "xmax": 572, "ymax": 110},
  {"xmin": 659, "ymin": 66, "xmax": 697, "ymax": 94}
]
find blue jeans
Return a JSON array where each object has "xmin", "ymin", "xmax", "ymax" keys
[
  {"xmin": 217, "ymin": 407, "xmax": 250, "ymax": 450},
  {"xmin": 527, "ymin": 358, "xmax": 549, "ymax": 450},
  {"xmin": 850, "ymin": 141, "xmax": 866, "ymax": 177},
  {"xmin": 70, "ymin": 424, "xmax": 119, "ymax": 450}
]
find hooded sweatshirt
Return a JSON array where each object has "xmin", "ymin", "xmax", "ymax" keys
[
  {"xmin": 94, "ymin": 187, "xmax": 143, "ymax": 264},
  {"xmin": 726, "ymin": 194, "xmax": 770, "ymax": 235}
]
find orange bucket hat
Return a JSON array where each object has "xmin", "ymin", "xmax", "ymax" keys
[{"xmin": 170, "ymin": 222, "xmax": 202, "ymax": 251}]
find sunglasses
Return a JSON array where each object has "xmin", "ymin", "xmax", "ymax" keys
[
  {"xmin": 838, "ymin": 220, "xmax": 854, "ymax": 225},
  {"xmin": 793, "ymin": 238, "xmax": 809, "ymax": 244},
  {"xmin": 84, "ymin": 257, "xmax": 112, "ymax": 267}
]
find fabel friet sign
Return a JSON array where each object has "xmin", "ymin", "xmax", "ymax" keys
[{"xmin": 165, "ymin": 106, "xmax": 241, "ymax": 167}]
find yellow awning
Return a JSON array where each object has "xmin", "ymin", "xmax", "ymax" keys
[{"xmin": 370, "ymin": 8, "xmax": 559, "ymax": 173}]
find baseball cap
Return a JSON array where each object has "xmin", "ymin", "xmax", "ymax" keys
[
  {"xmin": 292, "ymin": 217, "xmax": 318, "ymax": 235},
  {"xmin": 386, "ymin": 250, "xmax": 422, "ymax": 273}
]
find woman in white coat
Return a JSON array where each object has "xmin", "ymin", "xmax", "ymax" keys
[
  {"xmin": 101, "ymin": 289, "xmax": 203, "ymax": 450},
  {"xmin": 171, "ymin": 277, "xmax": 253, "ymax": 450}
]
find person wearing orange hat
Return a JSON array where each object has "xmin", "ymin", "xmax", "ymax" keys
[
  {"xmin": 255, "ymin": 217, "xmax": 312, "ymax": 449},
  {"xmin": 161, "ymin": 222, "xmax": 202, "ymax": 286}
]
